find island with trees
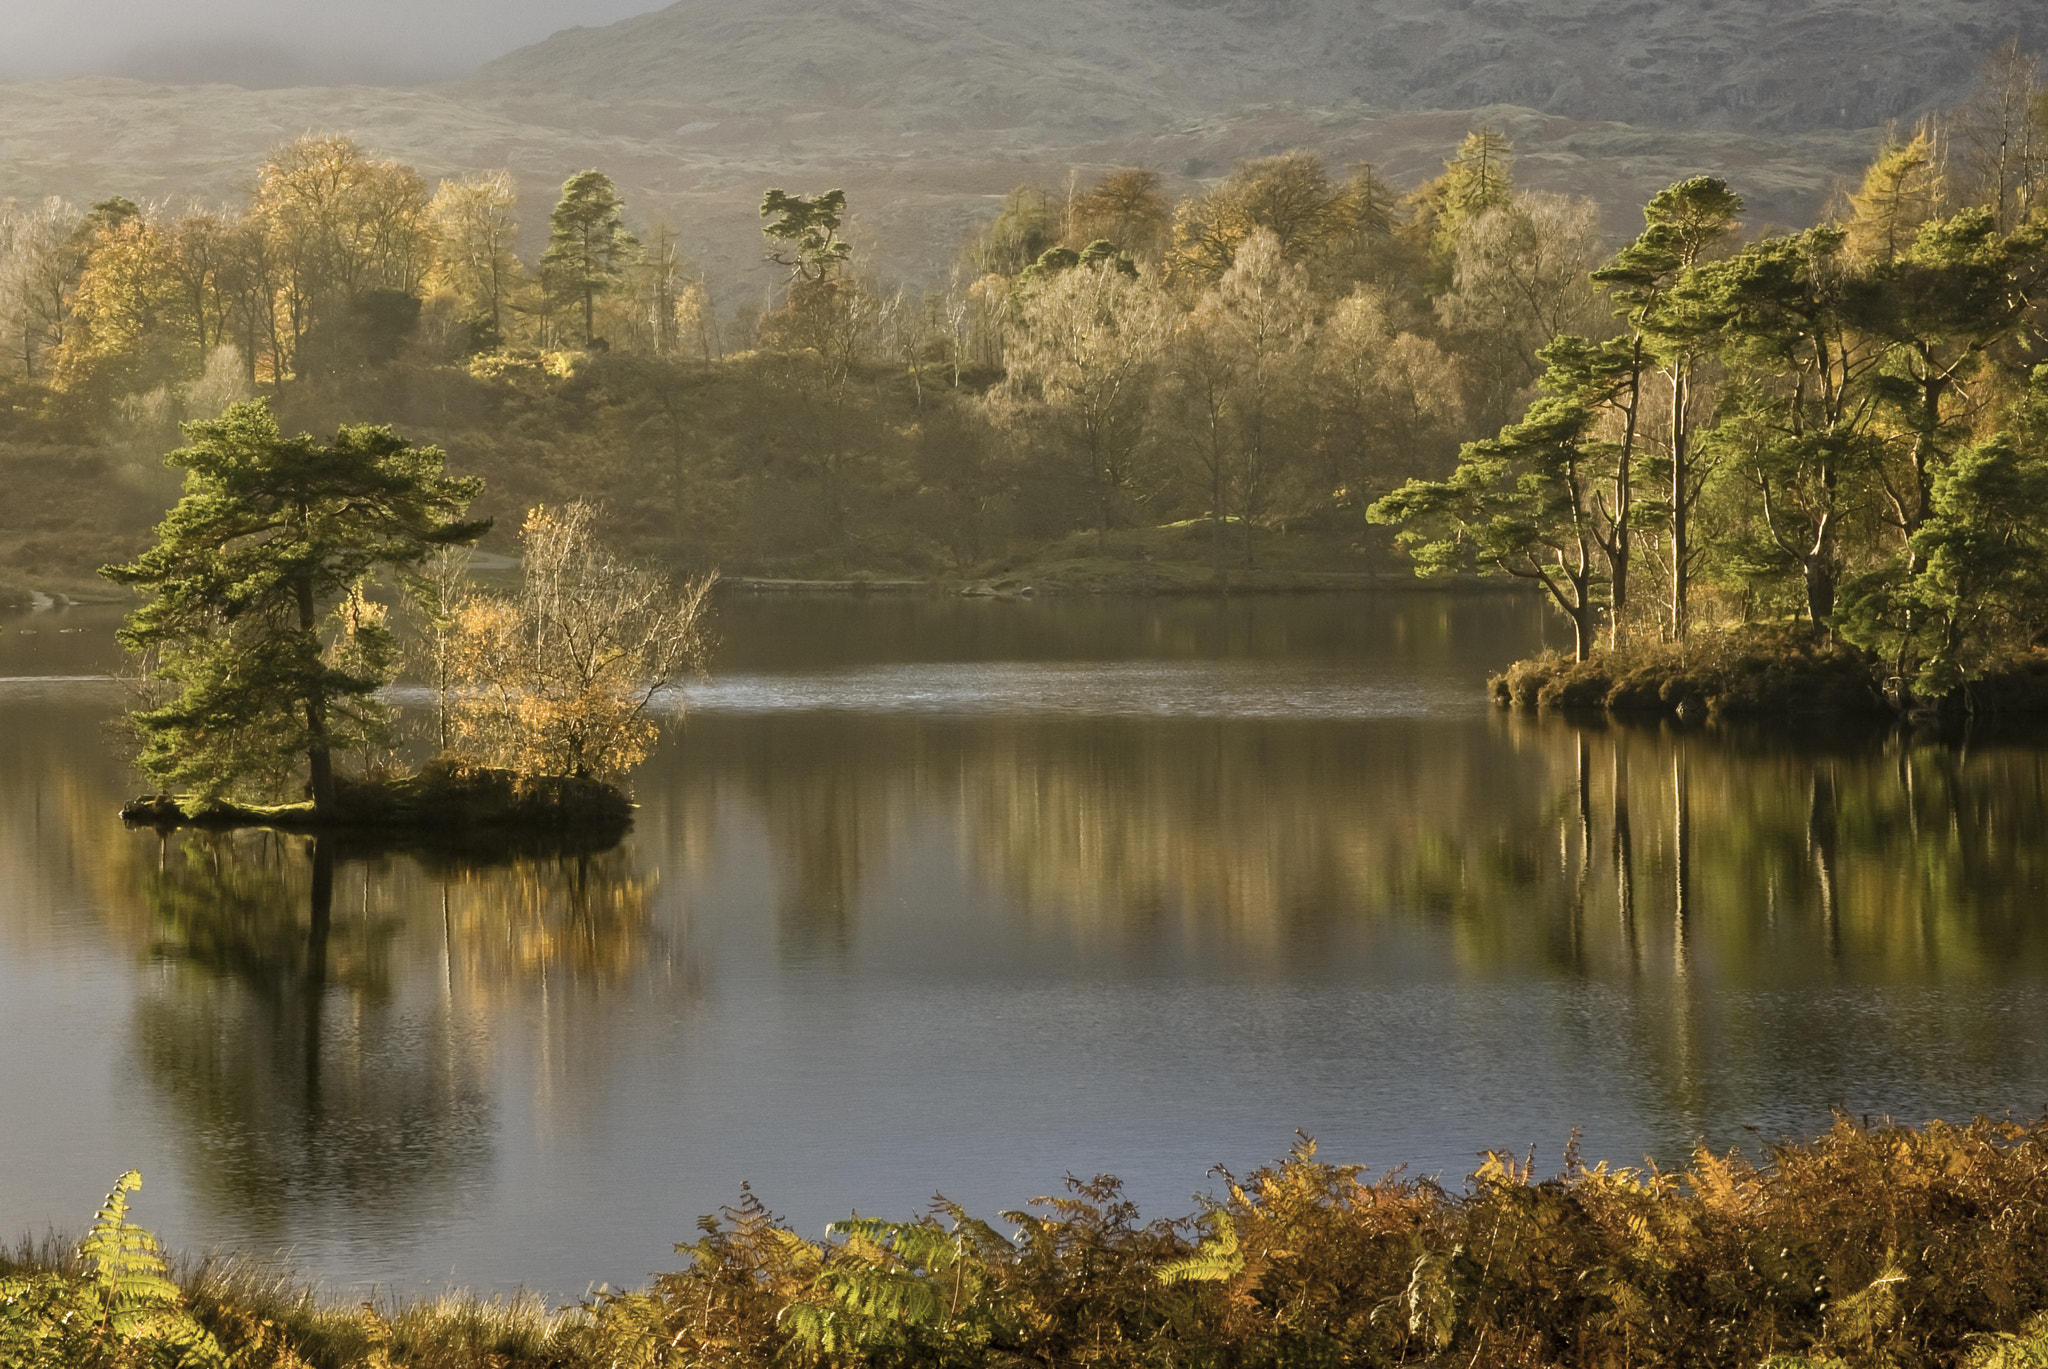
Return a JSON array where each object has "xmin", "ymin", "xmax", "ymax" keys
[
  {"xmin": 0, "ymin": 47, "xmax": 2042, "ymax": 725},
  {"xmin": 1369, "ymin": 164, "xmax": 2048, "ymax": 725},
  {"xmin": 107, "ymin": 399, "xmax": 714, "ymax": 838}
]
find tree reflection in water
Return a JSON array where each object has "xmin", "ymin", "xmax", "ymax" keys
[
  {"xmin": 664, "ymin": 708, "xmax": 2048, "ymax": 1149},
  {"xmin": 131, "ymin": 831, "xmax": 674, "ymax": 1246}
]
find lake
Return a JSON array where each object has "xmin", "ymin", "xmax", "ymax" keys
[{"xmin": 4, "ymin": 590, "xmax": 2047, "ymax": 1300}]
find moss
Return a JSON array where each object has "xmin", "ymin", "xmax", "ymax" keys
[{"xmin": 1532, "ymin": 657, "xmax": 1615, "ymax": 709}]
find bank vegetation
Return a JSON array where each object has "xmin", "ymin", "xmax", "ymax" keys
[{"xmin": 13, "ymin": 1117, "xmax": 2048, "ymax": 1369}]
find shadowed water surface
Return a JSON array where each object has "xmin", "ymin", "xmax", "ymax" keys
[{"xmin": 4, "ymin": 591, "xmax": 2048, "ymax": 1299}]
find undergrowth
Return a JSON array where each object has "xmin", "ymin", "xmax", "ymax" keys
[
  {"xmin": 16, "ymin": 1116, "xmax": 2048, "ymax": 1368},
  {"xmin": 1489, "ymin": 630, "xmax": 2048, "ymax": 722},
  {"xmin": 1491, "ymin": 630, "xmax": 1893, "ymax": 719}
]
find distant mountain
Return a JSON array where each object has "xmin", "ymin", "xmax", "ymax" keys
[
  {"xmin": 457, "ymin": 0, "xmax": 2048, "ymax": 137},
  {"xmin": 0, "ymin": 1, "xmax": 2041, "ymax": 288}
]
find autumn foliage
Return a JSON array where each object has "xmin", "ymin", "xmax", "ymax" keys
[
  {"xmin": 443, "ymin": 501, "xmax": 715, "ymax": 781},
  {"xmin": 24, "ymin": 1116, "xmax": 2048, "ymax": 1369}
]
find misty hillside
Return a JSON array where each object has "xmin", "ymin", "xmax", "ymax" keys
[
  {"xmin": 460, "ymin": 0, "xmax": 2048, "ymax": 137},
  {"xmin": 0, "ymin": 0, "xmax": 2041, "ymax": 285}
]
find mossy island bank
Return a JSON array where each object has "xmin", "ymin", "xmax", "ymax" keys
[{"xmin": 119, "ymin": 761, "xmax": 634, "ymax": 852}]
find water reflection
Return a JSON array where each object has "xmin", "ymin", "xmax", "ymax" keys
[
  {"xmin": 6, "ymin": 595, "xmax": 2048, "ymax": 1296},
  {"xmin": 126, "ymin": 831, "xmax": 681, "ymax": 1249},
  {"xmin": 662, "ymin": 710, "xmax": 2048, "ymax": 983}
]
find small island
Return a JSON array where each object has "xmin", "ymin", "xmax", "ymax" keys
[
  {"xmin": 1365, "ymin": 176, "xmax": 2048, "ymax": 728},
  {"xmin": 105, "ymin": 401, "xmax": 714, "ymax": 838}
]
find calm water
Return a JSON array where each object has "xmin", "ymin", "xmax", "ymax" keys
[{"xmin": 5, "ymin": 591, "xmax": 2048, "ymax": 1299}]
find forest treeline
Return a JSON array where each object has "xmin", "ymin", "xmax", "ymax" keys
[
  {"xmin": 14, "ymin": 1118, "xmax": 2048, "ymax": 1369},
  {"xmin": 2, "ymin": 45, "xmax": 2047, "ymax": 623}
]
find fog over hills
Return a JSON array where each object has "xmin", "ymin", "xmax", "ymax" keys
[
  {"xmin": 462, "ymin": 0, "xmax": 2048, "ymax": 137},
  {"xmin": 2, "ymin": 0, "xmax": 2043, "ymax": 287}
]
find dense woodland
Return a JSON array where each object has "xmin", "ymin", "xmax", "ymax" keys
[{"xmin": 2, "ymin": 47, "xmax": 2048, "ymax": 689}]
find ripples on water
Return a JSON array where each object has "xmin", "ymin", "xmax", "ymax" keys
[
  {"xmin": 5, "ymin": 592, "xmax": 2048, "ymax": 1299},
  {"xmin": 661, "ymin": 662, "xmax": 1472, "ymax": 720}
]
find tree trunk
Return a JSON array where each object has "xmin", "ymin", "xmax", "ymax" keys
[
  {"xmin": 1672, "ymin": 748, "xmax": 1691, "ymax": 972},
  {"xmin": 307, "ymin": 726, "xmax": 336, "ymax": 818},
  {"xmin": 1567, "ymin": 589, "xmax": 1596, "ymax": 662},
  {"xmin": 297, "ymin": 575, "xmax": 336, "ymax": 819},
  {"xmin": 1210, "ymin": 460, "xmax": 1224, "ymax": 578},
  {"xmin": 1803, "ymin": 559, "xmax": 1835, "ymax": 638},
  {"xmin": 1669, "ymin": 367, "xmax": 1690, "ymax": 639},
  {"xmin": 304, "ymin": 836, "xmax": 333, "ymax": 1113},
  {"xmin": 1612, "ymin": 745, "xmax": 1636, "ymax": 956}
]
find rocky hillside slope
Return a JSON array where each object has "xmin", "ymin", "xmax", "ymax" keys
[
  {"xmin": 0, "ymin": 0, "xmax": 2040, "ymax": 285},
  {"xmin": 461, "ymin": 0, "xmax": 2048, "ymax": 138}
]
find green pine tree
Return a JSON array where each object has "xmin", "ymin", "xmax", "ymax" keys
[
  {"xmin": 543, "ymin": 170, "xmax": 639, "ymax": 347},
  {"xmin": 102, "ymin": 400, "xmax": 487, "ymax": 815}
]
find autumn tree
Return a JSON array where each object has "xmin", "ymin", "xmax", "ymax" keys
[
  {"xmin": 1178, "ymin": 230, "xmax": 1315, "ymax": 569},
  {"xmin": 1954, "ymin": 38, "xmax": 2046, "ymax": 231},
  {"xmin": 1411, "ymin": 127, "xmax": 1515, "ymax": 288},
  {"xmin": 1309, "ymin": 285, "xmax": 1463, "ymax": 536},
  {"xmin": 429, "ymin": 169, "xmax": 522, "ymax": 348},
  {"xmin": 630, "ymin": 222, "xmax": 693, "ymax": 356},
  {"xmin": 165, "ymin": 207, "xmax": 238, "ymax": 365},
  {"xmin": 252, "ymin": 134, "xmax": 433, "ymax": 378},
  {"xmin": 104, "ymin": 400, "xmax": 487, "ymax": 815},
  {"xmin": 448, "ymin": 502, "xmax": 715, "ymax": 781},
  {"xmin": 1437, "ymin": 190, "xmax": 1607, "ymax": 425},
  {"xmin": 1070, "ymin": 168, "xmax": 1172, "ymax": 265},
  {"xmin": 757, "ymin": 273, "xmax": 892, "ymax": 540},
  {"xmin": 1166, "ymin": 152, "xmax": 1354, "ymax": 285},
  {"xmin": 0, "ymin": 196, "xmax": 82, "ymax": 378},
  {"xmin": 969, "ymin": 185, "xmax": 1062, "ymax": 276},
  {"xmin": 1003, "ymin": 258, "xmax": 1173, "ymax": 549},
  {"xmin": 51, "ymin": 209, "xmax": 183, "ymax": 403},
  {"xmin": 1846, "ymin": 125, "xmax": 1947, "ymax": 264}
]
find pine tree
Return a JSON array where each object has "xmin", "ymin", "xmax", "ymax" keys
[
  {"xmin": 759, "ymin": 187, "xmax": 853, "ymax": 281},
  {"xmin": 543, "ymin": 170, "xmax": 638, "ymax": 347},
  {"xmin": 103, "ymin": 400, "xmax": 487, "ymax": 815},
  {"xmin": 1416, "ymin": 128, "xmax": 1515, "ymax": 285}
]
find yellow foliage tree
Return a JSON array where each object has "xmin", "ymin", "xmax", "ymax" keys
[
  {"xmin": 51, "ymin": 213, "xmax": 182, "ymax": 400},
  {"xmin": 449, "ymin": 502, "xmax": 716, "ymax": 781},
  {"xmin": 1165, "ymin": 151, "xmax": 1355, "ymax": 286},
  {"xmin": 1847, "ymin": 125, "xmax": 1947, "ymax": 263}
]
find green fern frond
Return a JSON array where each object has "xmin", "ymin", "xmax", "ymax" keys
[
  {"xmin": 779, "ymin": 1300, "xmax": 857, "ymax": 1354},
  {"xmin": 1157, "ymin": 1208, "xmax": 1243, "ymax": 1286},
  {"xmin": 1964, "ymin": 1313, "xmax": 2048, "ymax": 1368},
  {"xmin": 1405, "ymin": 1245, "xmax": 1463, "ymax": 1351},
  {"xmin": 74, "ymin": 1171, "xmax": 230, "ymax": 1369},
  {"xmin": 79, "ymin": 1170, "xmax": 183, "ymax": 1330}
]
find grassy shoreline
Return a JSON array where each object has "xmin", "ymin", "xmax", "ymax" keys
[
  {"xmin": 1491, "ymin": 630, "xmax": 2048, "ymax": 725},
  {"xmin": 13, "ymin": 1115, "xmax": 2048, "ymax": 1369},
  {"xmin": 118, "ymin": 764, "xmax": 633, "ymax": 850}
]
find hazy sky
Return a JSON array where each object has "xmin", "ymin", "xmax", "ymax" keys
[{"xmin": 0, "ymin": 0, "xmax": 668, "ymax": 85}]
